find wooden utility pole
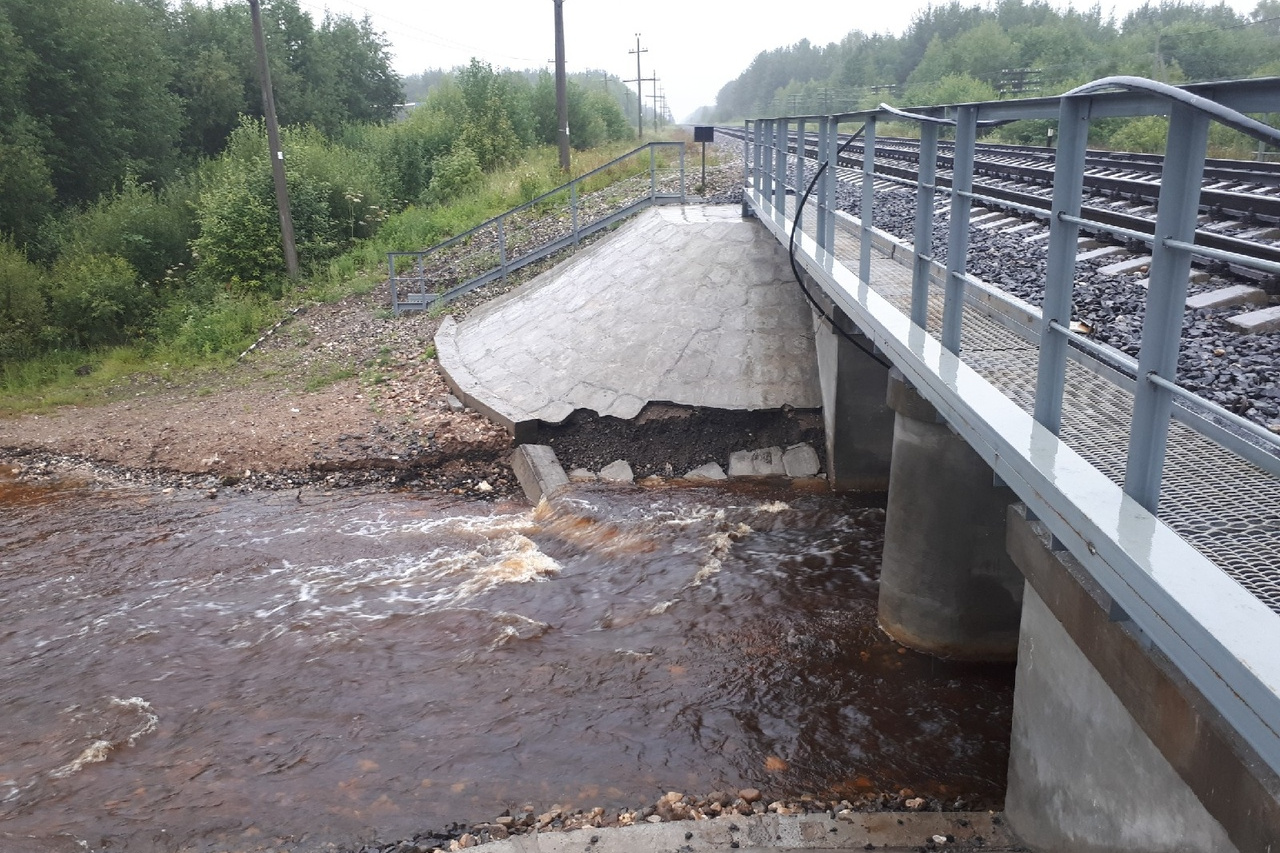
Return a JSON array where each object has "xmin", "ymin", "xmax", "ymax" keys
[
  {"xmin": 248, "ymin": 0, "xmax": 298, "ymax": 278},
  {"xmin": 627, "ymin": 34, "xmax": 648, "ymax": 139},
  {"xmin": 553, "ymin": 0, "xmax": 570, "ymax": 172}
]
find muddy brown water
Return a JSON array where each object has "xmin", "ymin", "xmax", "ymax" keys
[{"xmin": 0, "ymin": 474, "xmax": 1014, "ymax": 853}]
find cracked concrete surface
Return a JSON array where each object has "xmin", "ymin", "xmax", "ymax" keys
[{"xmin": 436, "ymin": 206, "xmax": 821, "ymax": 435}]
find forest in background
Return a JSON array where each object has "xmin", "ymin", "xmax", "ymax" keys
[
  {"xmin": 0, "ymin": 0, "xmax": 632, "ymax": 367},
  {"xmin": 709, "ymin": 0, "xmax": 1280, "ymax": 123}
]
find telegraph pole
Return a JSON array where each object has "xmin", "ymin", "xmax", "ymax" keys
[
  {"xmin": 247, "ymin": 0, "xmax": 298, "ymax": 278},
  {"xmin": 552, "ymin": 0, "xmax": 570, "ymax": 171},
  {"xmin": 627, "ymin": 34, "xmax": 648, "ymax": 138}
]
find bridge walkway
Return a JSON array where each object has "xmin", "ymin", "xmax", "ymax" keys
[{"xmin": 777, "ymin": 193, "xmax": 1280, "ymax": 616}]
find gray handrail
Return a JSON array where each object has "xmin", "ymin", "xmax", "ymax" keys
[{"xmin": 388, "ymin": 142, "xmax": 686, "ymax": 313}]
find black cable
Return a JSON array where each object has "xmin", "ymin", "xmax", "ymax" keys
[{"xmin": 783, "ymin": 125, "xmax": 895, "ymax": 370}]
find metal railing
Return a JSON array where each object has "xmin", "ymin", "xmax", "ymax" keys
[
  {"xmin": 388, "ymin": 142, "xmax": 686, "ymax": 313},
  {"xmin": 742, "ymin": 76, "xmax": 1280, "ymax": 778}
]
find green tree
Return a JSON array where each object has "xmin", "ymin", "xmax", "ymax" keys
[{"xmin": 0, "ymin": 241, "xmax": 45, "ymax": 359}]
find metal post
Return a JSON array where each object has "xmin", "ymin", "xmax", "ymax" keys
[
  {"xmin": 859, "ymin": 116, "xmax": 876, "ymax": 284},
  {"xmin": 762, "ymin": 120, "xmax": 774, "ymax": 204},
  {"xmin": 1124, "ymin": 101, "xmax": 1211, "ymax": 513},
  {"xmin": 679, "ymin": 143, "xmax": 686, "ymax": 201},
  {"xmin": 823, "ymin": 119, "xmax": 837, "ymax": 253},
  {"xmin": 388, "ymin": 254, "xmax": 399, "ymax": 313},
  {"xmin": 649, "ymin": 144, "xmax": 657, "ymax": 199},
  {"xmin": 570, "ymin": 182, "xmax": 580, "ymax": 243},
  {"xmin": 751, "ymin": 121, "xmax": 762, "ymax": 194},
  {"xmin": 743, "ymin": 121, "xmax": 751, "ymax": 191},
  {"xmin": 774, "ymin": 118, "xmax": 788, "ymax": 222},
  {"xmin": 815, "ymin": 117, "xmax": 829, "ymax": 252},
  {"xmin": 795, "ymin": 119, "xmax": 806, "ymax": 233},
  {"xmin": 910, "ymin": 121, "xmax": 938, "ymax": 328},
  {"xmin": 1033, "ymin": 96, "xmax": 1090, "ymax": 434},
  {"xmin": 942, "ymin": 105, "xmax": 977, "ymax": 354},
  {"xmin": 498, "ymin": 217, "xmax": 508, "ymax": 281}
]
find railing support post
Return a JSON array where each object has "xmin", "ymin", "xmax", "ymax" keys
[
  {"xmin": 679, "ymin": 143, "xmax": 686, "ymax": 202},
  {"xmin": 762, "ymin": 120, "xmax": 774, "ymax": 203},
  {"xmin": 649, "ymin": 144, "xmax": 657, "ymax": 200},
  {"xmin": 1034, "ymin": 96, "xmax": 1091, "ymax": 434},
  {"xmin": 774, "ymin": 118, "xmax": 789, "ymax": 224},
  {"xmin": 743, "ymin": 120, "xmax": 751, "ymax": 191},
  {"xmin": 795, "ymin": 119, "xmax": 806, "ymax": 232},
  {"xmin": 570, "ymin": 184, "xmax": 580, "ymax": 244},
  {"xmin": 942, "ymin": 105, "xmax": 977, "ymax": 354},
  {"xmin": 910, "ymin": 122, "xmax": 938, "ymax": 328},
  {"xmin": 1125, "ymin": 101, "xmax": 1211, "ymax": 513},
  {"xmin": 823, "ymin": 118, "xmax": 838, "ymax": 253},
  {"xmin": 752, "ymin": 121, "xmax": 763, "ymax": 195},
  {"xmin": 860, "ymin": 117, "xmax": 876, "ymax": 284},
  {"xmin": 815, "ymin": 117, "xmax": 829, "ymax": 254},
  {"xmin": 389, "ymin": 254, "xmax": 399, "ymax": 314},
  {"xmin": 498, "ymin": 217, "xmax": 508, "ymax": 281}
]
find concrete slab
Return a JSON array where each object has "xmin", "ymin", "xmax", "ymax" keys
[
  {"xmin": 1097, "ymin": 255, "xmax": 1152, "ymax": 276},
  {"xmin": 436, "ymin": 207, "xmax": 821, "ymax": 434},
  {"xmin": 467, "ymin": 812, "xmax": 1018, "ymax": 853},
  {"xmin": 1186, "ymin": 284, "xmax": 1269, "ymax": 311},
  {"xmin": 728, "ymin": 446, "xmax": 787, "ymax": 477},
  {"xmin": 511, "ymin": 445, "xmax": 570, "ymax": 505},
  {"xmin": 1227, "ymin": 304, "xmax": 1280, "ymax": 334}
]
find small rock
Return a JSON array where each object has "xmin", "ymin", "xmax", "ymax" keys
[
  {"xmin": 782, "ymin": 443, "xmax": 821, "ymax": 477},
  {"xmin": 727, "ymin": 447, "xmax": 786, "ymax": 477},
  {"xmin": 933, "ymin": 835, "xmax": 948, "ymax": 844},
  {"xmin": 738, "ymin": 788, "xmax": 762, "ymax": 803},
  {"xmin": 905, "ymin": 797, "xmax": 926, "ymax": 810},
  {"xmin": 598, "ymin": 459, "xmax": 634, "ymax": 483},
  {"xmin": 487, "ymin": 825, "xmax": 508, "ymax": 841},
  {"xmin": 446, "ymin": 394, "xmax": 465, "ymax": 412},
  {"xmin": 646, "ymin": 814, "xmax": 663, "ymax": 823},
  {"xmin": 568, "ymin": 468, "xmax": 597, "ymax": 482},
  {"xmin": 457, "ymin": 835, "xmax": 476, "ymax": 849},
  {"xmin": 683, "ymin": 462, "xmax": 727, "ymax": 481},
  {"xmin": 494, "ymin": 815, "xmax": 515, "ymax": 828},
  {"xmin": 475, "ymin": 480, "xmax": 493, "ymax": 492}
]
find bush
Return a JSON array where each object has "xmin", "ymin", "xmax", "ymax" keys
[
  {"xmin": 426, "ymin": 144, "xmax": 484, "ymax": 204},
  {"xmin": 0, "ymin": 241, "xmax": 46, "ymax": 360},
  {"xmin": 190, "ymin": 119, "xmax": 386, "ymax": 288},
  {"xmin": 54, "ymin": 175, "xmax": 197, "ymax": 285},
  {"xmin": 46, "ymin": 251, "xmax": 150, "ymax": 349},
  {"xmin": 1107, "ymin": 116, "xmax": 1168, "ymax": 154}
]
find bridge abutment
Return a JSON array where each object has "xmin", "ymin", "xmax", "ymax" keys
[{"xmin": 876, "ymin": 371, "xmax": 1024, "ymax": 660}]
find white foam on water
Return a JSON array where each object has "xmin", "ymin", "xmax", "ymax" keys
[
  {"xmin": 756, "ymin": 501, "xmax": 791, "ymax": 513},
  {"xmin": 49, "ymin": 697, "xmax": 158, "ymax": 780}
]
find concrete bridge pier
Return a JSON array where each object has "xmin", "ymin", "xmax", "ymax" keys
[
  {"xmin": 876, "ymin": 371, "xmax": 1024, "ymax": 660},
  {"xmin": 812, "ymin": 305, "xmax": 894, "ymax": 492}
]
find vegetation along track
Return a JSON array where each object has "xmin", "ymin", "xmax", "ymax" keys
[{"xmin": 716, "ymin": 123, "xmax": 1280, "ymax": 437}]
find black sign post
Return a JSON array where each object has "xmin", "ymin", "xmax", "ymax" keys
[{"xmin": 693, "ymin": 126, "xmax": 714, "ymax": 191}]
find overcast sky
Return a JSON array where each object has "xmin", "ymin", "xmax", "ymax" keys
[{"xmin": 292, "ymin": 0, "xmax": 1264, "ymax": 120}]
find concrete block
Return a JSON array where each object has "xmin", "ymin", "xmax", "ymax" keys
[
  {"xmin": 1097, "ymin": 255, "xmax": 1152, "ymax": 276},
  {"xmin": 1185, "ymin": 284, "xmax": 1269, "ymax": 311},
  {"xmin": 598, "ymin": 459, "xmax": 634, "ymax": 483},
  {"xmin": 727, "ymin": 446, "xmax": 786, "ymax": 477},
  {"xmin": 1226, "ymin": 304, "xmax": 1280, "ymax": 334},
  {"xmin": 446, "ymin": 394, "xmax": 466, "ymax": 412},
  {"xmin": 782, "ymin": 443, "xmax": 821, "ymax": 477},
  {"xmin": 510, "ymin": 445, "xmax": 570, "ymax": 505},
  {"xmin": 1076, "ymin": 245, "xmax": 1126, "ymax": 262},
  {"xmin": 683, "ymin": 462, "xmax": 727, "ymax": 481}
]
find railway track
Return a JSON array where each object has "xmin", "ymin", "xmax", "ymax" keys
[{"xmin": 716, "ymin": 123, "xmax": 1280, "ymax": 433}]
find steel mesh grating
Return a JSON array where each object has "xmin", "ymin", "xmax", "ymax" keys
[{"xmin": 791, "ymin": 203, "xmax": 1280, "ymax": 615}]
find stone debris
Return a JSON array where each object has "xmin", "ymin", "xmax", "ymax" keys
[
  {"xmin": 567, "ymin": 467, "xmax": 597, "ymax": 482},
  {"xmin": 782, "ymin": 443, "xmax": 821, "ymax": 477},
  {"xmin": 338, "ymin": 786, "xmax": 1006, "ymax": 853},
  {"xmin": 727, "ymin": 446, "xmax": 787, "ymax": 477},
  {"xmin": 684, "ymin": 462, "xmax": 728, "ymax": 481},
  {"xmin": 598, "ymin": 459, "xmax": 635, "ymax": 483}
]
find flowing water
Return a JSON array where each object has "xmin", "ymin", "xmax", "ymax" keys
[{"xmin": 0, "ymin": 473, "xmax": 1014, "ymax": 852}]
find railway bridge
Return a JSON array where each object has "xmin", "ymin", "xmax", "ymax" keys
[
  {"xmin": 426, "ymin": 75, "xmax": 1280, "ymax": 852},
  {"xmin": 739, "ymin": 76, "xmax": 1280, "ymax": 853}
]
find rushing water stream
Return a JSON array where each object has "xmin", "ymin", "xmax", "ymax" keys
[{"xmin": 0, "ymin": 473, "xmax": 1014, "ymax": 852}]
